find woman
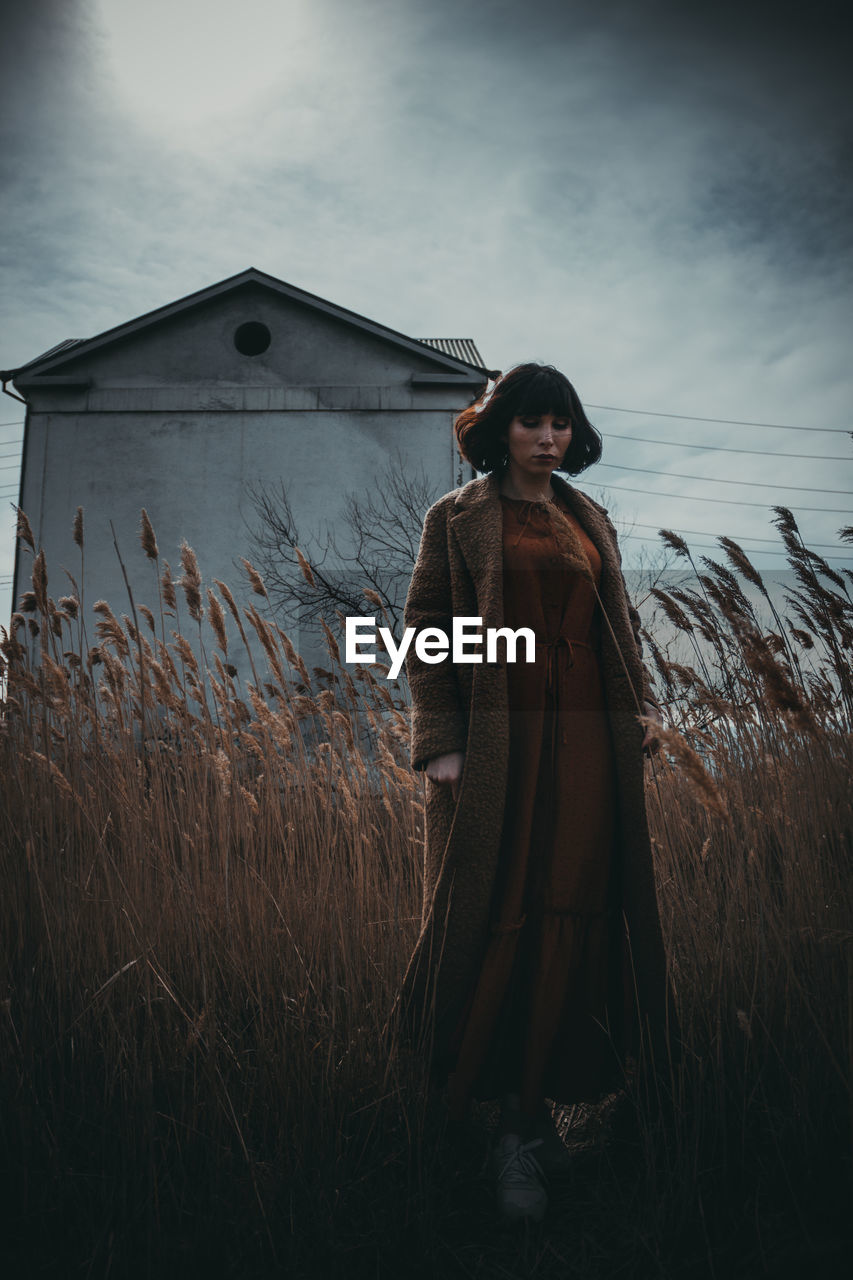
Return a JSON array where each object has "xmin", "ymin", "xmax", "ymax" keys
[{"xmin": 392, "ymin": 363, "xmax": 680, "ymax": 1222}]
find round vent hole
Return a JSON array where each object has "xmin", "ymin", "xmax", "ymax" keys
[{"xmin": 234, "ymin": 321, "xmax": 271, "ymax": 356}]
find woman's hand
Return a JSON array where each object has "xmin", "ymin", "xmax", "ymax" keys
[
  {"xmin": 641, "ymin": 701, "xmax": 663, "ymax": 756},
  {"xmin": 425, "ymin": 751, "xmax": 466, "ymax": 803}
]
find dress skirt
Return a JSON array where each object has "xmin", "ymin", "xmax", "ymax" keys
[{"xmin": 445, "ymin": 491, "xmax": 625, "ymax": 1118}]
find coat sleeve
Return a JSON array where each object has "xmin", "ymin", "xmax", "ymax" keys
[
  {"xmin": 604, "ymin": 513, "xmax": 662, "ymax": 714},
  {"xmin": 404, "ymin": 500, "xmax": 469, "ymax": 772}
]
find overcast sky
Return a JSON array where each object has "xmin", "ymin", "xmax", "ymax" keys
[{"xmin": 2, "ymin": 0, "xmax": 852, "ymax": 629}]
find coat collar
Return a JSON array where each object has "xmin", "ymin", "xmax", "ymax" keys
[{"xmin": 448, "ymin": 470, "xmax": 621, "ymax": 627}]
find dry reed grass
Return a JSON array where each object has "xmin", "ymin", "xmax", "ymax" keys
[{"xmin": 0, "ymin": 506, "xmax": 850, "ymax": 1278}]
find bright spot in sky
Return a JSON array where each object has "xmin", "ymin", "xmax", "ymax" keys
[{"xmin": 96, "ymin": 0, "xmax": 302, "ymax": 133}]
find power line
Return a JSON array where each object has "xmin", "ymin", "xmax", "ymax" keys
[
  {"xmin": 620, "ymin": 520, "xmax": 845, "ymax": 550},
  {"xmin": 0, "ymin": 421, "xmax": 24, "ymax": 427},
  {"xmin": 588, "ymin": 403, "xmax": 851, "ymax": 434},
  {"xmin": 596, "ymin": 462, "xmax": 853, "ymax": 495},
  {"xmin": 587, "ymin": 480, "xmax": 852, "ymax": 514},
  {"xmin": 619, "ymin": 532, "xmax": 851, "ymax": 562},
  {"xmin": 600, "ymin": 429, "xmax": 851, "ymax": 462}
]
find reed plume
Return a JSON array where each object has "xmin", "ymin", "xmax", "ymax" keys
[
  {"xmin": 295, "ymin": 547, "xmax": 316, "ymax": 587},
  {"xmin": 32, "ymin": 550, "xmax": 48, "ymax": 613},
  {"xmin": 659, "ymin": 528, "xmax": 690, "ymax": 557},
  {"xmin": 161, "ymin": 562, "xmax": 177, "ymax": 611},
  {"xmin": 240, "ymin": 558, "xmax": 268, "ymax": 597},
  {"xmin": 718, "ymin": 536, "xmax": 764, "ymax": 592},
  {"xmin": 207, "ymin": 589, "xmax": 228, "ymax": 656},
  {"xmin": 138, "ymin": 604, "xmax": 156, "ymax": 632},
  {"xmin": 650, "ymin": 588, "xmax": 694, "ymax": 634},
  {"xmin": 179, "ymin": 542, "xmax": 204, "ymax": 622},
  {"xmin": 15, "ymin": 506, "xmax": 35, "ymax": 550},
  {"xmin": 139, "ymin": 509, "xmax": 159, "ymax": 560}
]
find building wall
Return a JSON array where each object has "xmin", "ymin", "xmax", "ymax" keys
[{"xmin": 13, "ymin": 287, "xmax": 481, "ymax": 688}]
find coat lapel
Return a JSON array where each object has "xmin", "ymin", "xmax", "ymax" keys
[{"xmin": 448, "ymin": 474, "xmax": 504, "ymax": 629}]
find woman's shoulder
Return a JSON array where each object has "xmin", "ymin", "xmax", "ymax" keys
[
  {"xmin": 422, "ymin": 475, "xmax": 487, "ymax": 521},
  {"xmin": 422, "ymin": 489, "xmax": 461, "ymax": 524},
  {"xmin": 552, "ymin": 478, "xmax": 612, "ymax": 524},
  {"xmin": 554, "ymin": 479, "xmax": 608, "ymax": 517}
]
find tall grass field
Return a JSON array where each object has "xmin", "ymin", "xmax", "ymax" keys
[{"xmin": 1, "ymin": 505, "xmax": 851, "ymax": 1278}]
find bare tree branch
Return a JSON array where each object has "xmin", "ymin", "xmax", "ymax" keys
[{"xmin": 244, "ymin": 446, "xmax": 442, "ymax": 637}]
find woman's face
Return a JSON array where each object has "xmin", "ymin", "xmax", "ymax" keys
[{"xmin": 502, "ymin": 411, "xmax": 572, "ymax": 478}]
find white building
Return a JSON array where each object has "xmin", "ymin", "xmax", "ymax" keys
[{"xmin": 9, "ymin": 268, "xmax": 491, "ymax": 680}]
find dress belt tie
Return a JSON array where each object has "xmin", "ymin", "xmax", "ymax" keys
[{"xmin": 535, "ymin": 635, "xmax": 593, "ymax": 694}]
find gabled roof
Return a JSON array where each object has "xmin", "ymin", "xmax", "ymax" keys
[{"xmin": 9, "ymin": 268, "xmax": 497, "ymax": 382}]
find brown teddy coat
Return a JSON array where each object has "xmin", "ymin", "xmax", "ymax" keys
[{"xmin": 392, "ymin": 468, "xmax": 680, "ymax": 1090}]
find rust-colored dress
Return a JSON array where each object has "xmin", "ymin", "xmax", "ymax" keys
[{"xmin": 446, "ymin": 492, "xmax": 623, "ymax": 1118}]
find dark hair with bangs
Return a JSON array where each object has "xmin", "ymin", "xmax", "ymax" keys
[{"xmin": 454, "ymin": 363, "xmax": 602, "ymax": 476}]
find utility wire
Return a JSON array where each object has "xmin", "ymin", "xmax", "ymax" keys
[
  {"xmin": 596, "ymin": 462, "xmax": 853, "ymax": 495},
  {"xmin": 619, "ymin": 532, "xmax": 851, "ymax": 562},
  {"xmin": 586, "ymin": 481, "xmax": 851, "ymax": 514},
  {"xmin": 600, "ymin": 429, "xmax": 851, "ymax": 462},
  {"xmin": 588, "ymin": 403, "xmax": 851, "ymax": 434},
  {"xmin": 620, "ymin": 520, "xmax": 845, "ymax": 550}
]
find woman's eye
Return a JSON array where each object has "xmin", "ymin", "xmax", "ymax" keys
[{"xmin": 520, "ymin": 418, "xmax": 571, "ymax": 429}]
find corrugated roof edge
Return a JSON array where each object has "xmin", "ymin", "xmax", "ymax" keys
[
  {"xmin": 418, "ymin": 338, "xmax": 491, "ymax": 368},
  {"xmin": 19, "ymin": 337, "xmax": 87, "ymax": 366}
]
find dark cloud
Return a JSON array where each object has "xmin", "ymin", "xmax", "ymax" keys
[{"xmin": 392, "ymin": 0, "xmax": 853, "ymax": 270}]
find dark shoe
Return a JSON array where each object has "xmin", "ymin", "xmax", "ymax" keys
[{"xmin": 492, "ymin": 1133, "xmax": 548, "ymax": 1222}]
